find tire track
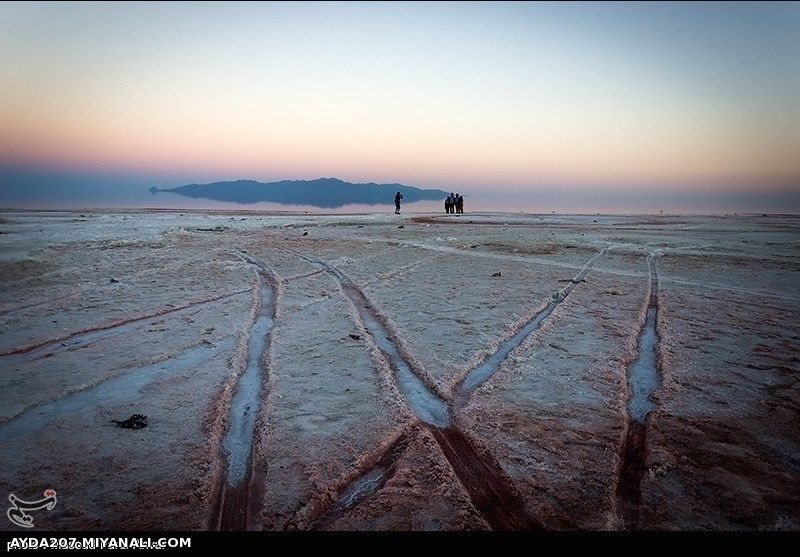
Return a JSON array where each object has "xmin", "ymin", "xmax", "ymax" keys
[
  {"xmin": 304, "ymin": 432, "xmax": 411, "ymax": 530},
  {"xmin": 614, "ymin": 253, "xmax": 661, "ymax": 530},
  {"xmin": 0, "ymin": 289, "xmax": 250, "ymax": 359},
  {"xmin": 314, "ymin": 229, "xmax": 638, "ymax": 278},
  {"xmin": 360, "ymin": 255, "xmax": 437, "ymax": 288},
  {"xmin": 296, "ymin": 252, "xmax": 542, "ymax": 530},
  {"xmin": 212, "ymin": 250, "xmax": 278, "ymax": 531},
  {"xmin": 455, "ymin": 246, "xmax": 610, "ymax": 398},
  {"xmin": 292, "ymin": 251, "xmax": 449, "ymax": 426},
  {"xmin": 657, "ymin": 277, "xmax": 799, "ymax": 302},
  {"xmin": 427, "ymin": 425, "xmax": 541, "ymax": 530},
  {"xmin": 0, "ymin": 337, "xmax": 236, "ymax": 438},
  {"xmin": 282, "ymin": 269, "xmax": 325, "ymax": 282}
]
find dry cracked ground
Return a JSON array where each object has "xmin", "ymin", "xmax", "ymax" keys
[{"xmin": 0, "ymin": 210, "xmax": 797, "ymax": 531}]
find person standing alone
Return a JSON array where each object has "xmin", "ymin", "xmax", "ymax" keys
[{"xmin": 394, "ymin": 191, "xmax": 403, "ymax": 214}]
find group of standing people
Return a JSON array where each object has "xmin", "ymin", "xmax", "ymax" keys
[
  {"xmin": 445, "ymin": 192, "xmax": 464, "ymax": 214},
  {"xmin": 392, "ymin": 190, "xmax": 465, "ymax": 214}
]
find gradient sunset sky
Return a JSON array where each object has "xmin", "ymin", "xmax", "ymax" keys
[{"xmin": 1, "ymin": 1, "xmax": 799, "ymax": 212}]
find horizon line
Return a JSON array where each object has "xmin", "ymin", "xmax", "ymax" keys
[{"xmin": 2, "ymin": 206, "xmax": 798, "ymax": 217}]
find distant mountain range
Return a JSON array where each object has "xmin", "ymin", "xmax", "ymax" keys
[{"xmin": 150, "ymin": 178, "xmax": 449, "ymax": 208}]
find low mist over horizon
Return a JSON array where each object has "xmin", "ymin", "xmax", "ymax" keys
[
  {"xmin": 1, "ymin": 2, "xmax": 799, "ymax": 213},
  {"xmin": 1, "ymin": 165, "xmax": 798, "ymax": 215}
]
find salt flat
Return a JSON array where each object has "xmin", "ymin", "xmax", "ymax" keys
[{"xmin": 0, "ymin": 210, "xmax": 797, "ymax": 530}]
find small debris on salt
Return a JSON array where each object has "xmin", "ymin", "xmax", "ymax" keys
[
  {"xmin": 112, "ymin": 414, "xmax": 148, "ymax": 429},
  {"xmin": 492, "ymin": 271, "xmax": 502, "ymax": 277}
]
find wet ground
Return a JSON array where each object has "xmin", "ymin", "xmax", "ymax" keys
[{"xmin": 0, "ymin": 210, "xmax": 797, "ymax": 530}]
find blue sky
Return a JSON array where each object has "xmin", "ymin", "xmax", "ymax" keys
[{"xmin": 1, "ymin": 1, "xmax": 798, "ymax": 212}]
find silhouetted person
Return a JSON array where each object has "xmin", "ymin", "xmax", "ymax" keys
[
  {"xmin": 455, "ymin": 193, "xmax": 464, "ymax": 213},
  {"xmin": 445, "ymin": 192, "xmax": 455, "ymax": 213},
  {"xmin": 394, "ymin": 191, "xmax": 403, "ymax": 214}
]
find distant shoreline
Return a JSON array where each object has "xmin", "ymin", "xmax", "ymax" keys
[{"xmin": 1, "ymin": 207, "xmax": 798, "ymax": 218}]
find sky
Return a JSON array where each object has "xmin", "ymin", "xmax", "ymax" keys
[{"xmin": 1, "ymin": 1, "xmax": 799, "ymax": 213}]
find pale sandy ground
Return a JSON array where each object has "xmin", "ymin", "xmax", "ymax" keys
[{"xmin": 0, "ymin": 210, "xmax": 797, "ymax": 530}]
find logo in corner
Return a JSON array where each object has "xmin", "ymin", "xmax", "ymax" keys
[{"xmin": 7, "ymin": 489, "xmax": 57, "ymax": 528}]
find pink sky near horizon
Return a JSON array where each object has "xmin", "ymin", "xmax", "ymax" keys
[
  {"xmin": 4, "ymin": 115, "xmax": 796, "ymax": 194},
  {"xmin": 1, "ymin": 2, "xmax": 798, "ymax": 199}
]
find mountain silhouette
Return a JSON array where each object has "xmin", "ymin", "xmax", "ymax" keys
[{"xmin": 151, "ymin": 178, "xmax": 448, "ymax": 208}]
